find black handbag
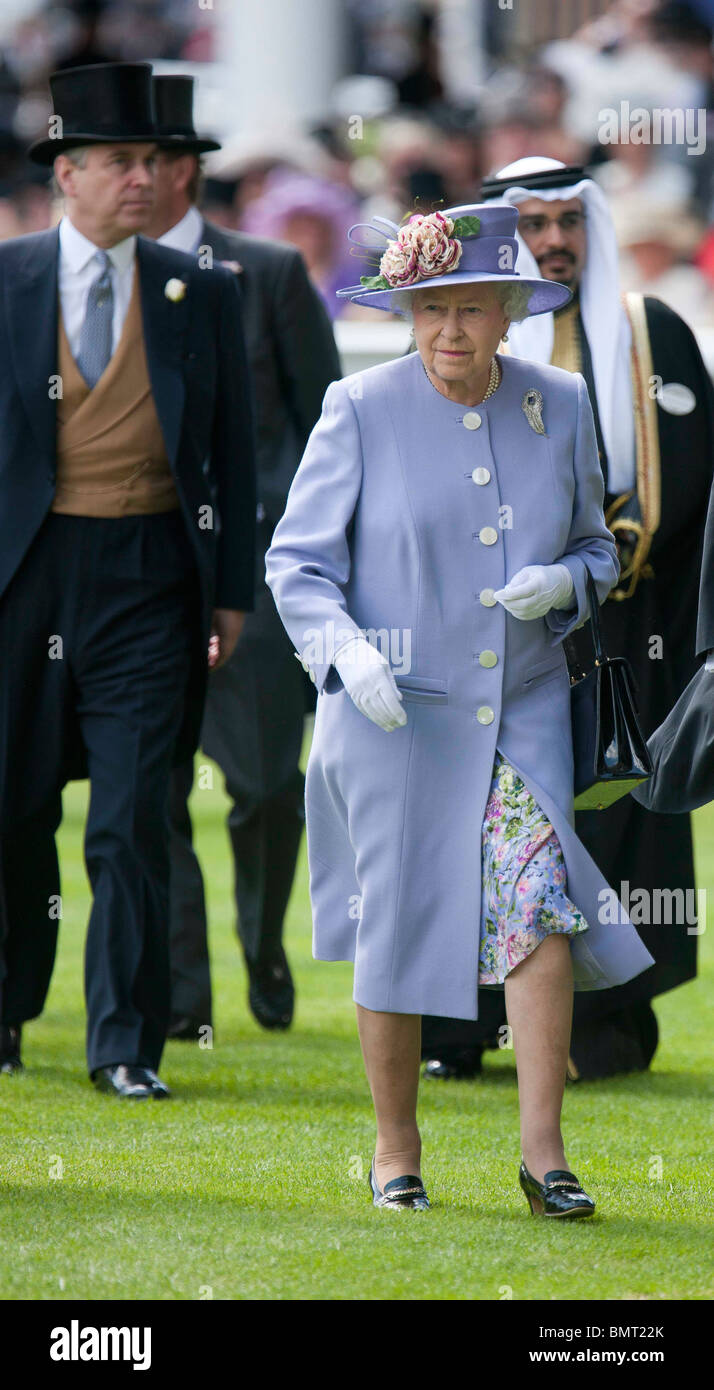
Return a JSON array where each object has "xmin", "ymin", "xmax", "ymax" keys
[{"xmin": 565, "ymin": 566, "xmax": 653, "ymax": 810}]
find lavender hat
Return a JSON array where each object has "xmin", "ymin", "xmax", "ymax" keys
[{"xmin": 336, "ymin": 202, "xmax": 571, "ymax": 316}]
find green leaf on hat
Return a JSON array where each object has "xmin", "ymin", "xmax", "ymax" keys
[
  {"xmin": 359, "ymin": 272, "xmax": 390, "ymax": 290},
  {"xmin": 452, "ymin": 216, "xmax": 481, "ymax": 237}
]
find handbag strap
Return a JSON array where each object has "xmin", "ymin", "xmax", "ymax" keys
[{"xmin": 583, "ymin": 563, "xmax": 608, "ymax": 665}]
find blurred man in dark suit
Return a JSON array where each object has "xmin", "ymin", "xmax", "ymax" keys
[{"xmin": 145, "ymin": 75, "xmax": 341, "ymax": 1037}]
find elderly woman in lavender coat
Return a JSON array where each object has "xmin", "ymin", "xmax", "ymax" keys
[{"xmin": 266, "ymin": 205, "xmax": 654, "ymax": 1217}]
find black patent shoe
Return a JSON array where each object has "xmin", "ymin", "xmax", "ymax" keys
[
  {"xmin": 519, "ymin": 1161, "xmax": 595, "ymax": 1218},
  {"xmin": 0, "ymin": 1024, "xmax": 22, "ymax": 1075},
  {"xmin": 424, "ymin": 1050, "xmax": 483, "ymax": 1081},
  {"xmin": 369, "ymin": 1159, "xmax": 430, "ymax": 1210},
  {"xmin": 246, "ymin": 950, "xmax": 294, "ymax": 1030},
  {"xmin": 93, "ymin": 1065, "xmax": 171, "ymax": 1100}
]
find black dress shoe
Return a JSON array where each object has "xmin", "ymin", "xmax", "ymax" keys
[
  {"xmin": 423, "ymin": 1048, "xmax": 483, "ymax": 1080},
  {"xmin": 519, "ymin": 1161, "xmax": 595, "ymax": 1218},
  {"xmin": 246, "ymin": 949, "xmax": 294, "ymax": 1030},
  {"xmin": 369, "ymin": 1159, "xmax": 430, "ymax": 1210},
  {"xmin": 0, "ymin": 1024, "xmax": 23, "ymax": 1075},
  {"xmin": 167, "ymin": 1016, "xmax": 210, "ymax": 1042},
  {"xmin": 92, "ymin": 1065, "xmax": 170, "ymax": 1099}
]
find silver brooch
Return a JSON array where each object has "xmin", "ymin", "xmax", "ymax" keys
[{"xmin": 522, "ymin": 388, "xmax": 545, "ymax": 435}]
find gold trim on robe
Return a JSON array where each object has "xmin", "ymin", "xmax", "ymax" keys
[
  {"xmin": 551, "ymin": 296, "xmax": 582, "ymax": 377},
  {"xmin": 605, "ymin": 291, "xmax": 661, "ymax": 600},
  {"xmin": 547, "ymin": 292, "xmax": 661, "ymax": 602}
]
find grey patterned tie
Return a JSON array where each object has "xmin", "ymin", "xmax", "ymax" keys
[{"xmin": 76, "ymin": 250, "xmax": 114, "ymax": 389}]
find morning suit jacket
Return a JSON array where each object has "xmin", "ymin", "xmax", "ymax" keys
[
  {"xmin": 199, "ymin": 219, "xmax": 341, "ymax": 542},
  {"xmin": 0, "ymin": 227, "xmax": 257, "ymax": 779}
]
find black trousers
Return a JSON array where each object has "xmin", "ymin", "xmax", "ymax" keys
[
  {"xmin": 0, "ymin": 511, "xmax": 198, "ymax": 1074},
  {"xmin": 168, "ymin": 578, "xmax": 307, "ymax": 1023}
]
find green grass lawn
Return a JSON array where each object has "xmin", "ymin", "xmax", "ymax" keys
[{"xmin": 1, "ymin": 729, "xmax": 712, "ymax": 1301}]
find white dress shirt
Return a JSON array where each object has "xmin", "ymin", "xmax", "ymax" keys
[
  {"xmin": 58, "ymin": 215, "xmax": 137, "ymax": 360},
  {"xmin": 156, "ymin": 205, "xmax": 203, "ymax": 256}
]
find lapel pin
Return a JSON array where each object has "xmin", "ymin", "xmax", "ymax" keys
[
  {"xmin": 522, "ymin": 387, "xmax": 546, "ymax": 435},
  {"xmin": 220, "ymin": 259, "xmax": 243, "ymax": 275},
  {"xmin": 164, "ymin": 278, "xmax": 187, "ymax": 303}
]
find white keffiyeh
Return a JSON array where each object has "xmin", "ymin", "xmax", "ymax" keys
[{"xmin": 489, "ymin": 157, "xmax": 635, "ymax": 494}]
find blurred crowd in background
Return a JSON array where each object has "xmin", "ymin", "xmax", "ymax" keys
[{"xmin": 1, "ymin": 0, "xmax": 714, "ymax": 328}]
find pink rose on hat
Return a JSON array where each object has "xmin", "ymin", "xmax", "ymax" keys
[
  {"xmin": 379, "ymin": 235, "xmax": 419, "ymax": 287},
  {"xmin": 404, "ymin": 211, "xmax": 463, "ymax": 279},
  {"xmin": 379, "ymin": 211, "xmax": 462, "ymax": 288}
]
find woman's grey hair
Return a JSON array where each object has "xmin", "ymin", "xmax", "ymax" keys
[
  {"xmin": 401, "ymin": 280, "xmax": 534, "ymax": 323},
  {"xmin": 493, "ymin": 282, "xmax": 534, "ymax": 322}
]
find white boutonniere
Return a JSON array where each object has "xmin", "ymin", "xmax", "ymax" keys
[{"xmin": 164, "ymin": 278, "xmax": 187, "ymax": 303}]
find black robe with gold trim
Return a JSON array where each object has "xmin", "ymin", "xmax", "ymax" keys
[
  {"xmin": 570, "ymin": 296, "xmax": 712, "ymax": 1023},
  {"xmin": 422, "ymin": 295, "xmax": 714, "ymax": 1073}
]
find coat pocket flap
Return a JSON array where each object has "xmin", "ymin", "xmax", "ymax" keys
[
  {"xmin": 394, "ymin": 674, "xmax": 448, "ymax": 702},
  {"xmin": 523, "ymin": 655, "xmax": 566, "ymax": 688}
]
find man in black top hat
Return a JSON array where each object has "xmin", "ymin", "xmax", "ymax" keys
[
  {"xmin": 0, "ymin": 63, "xmax": 256, "ymax": 1097},
  {"xmin": 144, "ymin": 74, "xmax": 341, "ymax": 1037}
]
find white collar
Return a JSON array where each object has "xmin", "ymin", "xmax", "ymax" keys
[
  {"xmin": 156, "ymin": 205, "xmax": 203, "ymax": 255},
  {"xmin": 59, "ymin": 214, "xmax": 136, "ymax": 274}
]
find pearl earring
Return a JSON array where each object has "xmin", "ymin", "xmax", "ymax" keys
[{"xmin": 502, "ymin": 331, "xmax": 509, "ymax": 342}]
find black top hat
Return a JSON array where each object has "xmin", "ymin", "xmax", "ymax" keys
[
  {"xmin": 28, "ymin": 62, "xmax": 157, "ymax": 166},
  {"xmin": 152, "ymin": 75, "xmax": 221, "ymax": 155}
]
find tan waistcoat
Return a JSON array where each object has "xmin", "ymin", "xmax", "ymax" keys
[{"xmin": 52, "ymin": 266, "xmax": 180, "ymax": 517}]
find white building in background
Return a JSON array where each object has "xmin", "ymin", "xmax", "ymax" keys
[
  {"xmin": 0, "ymin": 0, "xmax": 44, "ymax": 40},
  {"xmin": 218, "ymin": 0, "xmax": 346, "ymax": 137},
  {"xmin": 437, "ymin": 0, "xmax": 487, "ymax": 102},
  {"xmin": 334, "ymin": 318, "xmax": 411, "ymax": 376}
]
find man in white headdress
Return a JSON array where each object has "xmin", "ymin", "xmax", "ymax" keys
[{"xmin": 422, "ymin": 157, "xmax": 714, "ymax": 1083}]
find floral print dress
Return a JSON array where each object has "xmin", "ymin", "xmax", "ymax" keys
[{"xmin": 478, "ymin": 751, "xmax": 588, "ymax": 985}]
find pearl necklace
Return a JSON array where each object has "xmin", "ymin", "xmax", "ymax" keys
[
  {"xmin": 423, "ymin": 355, "xmax": 501, "ymax": 404},
  {"xmin": 481, "ymin": 355, "xmax": 501, "ymax": 402}
]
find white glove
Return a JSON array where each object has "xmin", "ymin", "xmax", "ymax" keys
[
  {"xmin": 705, "ymin": 649, "xmax": 714, "ymax": 672},
  {"xmin": 333, "ymin": 636, "xmax": 407, "ymax": 732},
  {"xmin": 494, "ymin": 564, "xmax": 574, "ymax": 621}
]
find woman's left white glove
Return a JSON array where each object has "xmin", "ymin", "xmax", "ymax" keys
[
  {"xmin": 333, "ymin": 636, "xmax": 407, "ymax": 731},
  {"xmin": 494, "ymin": 564, "xmax": 574, "ymax": 621}
]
